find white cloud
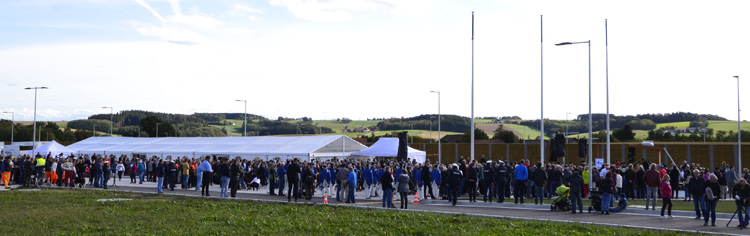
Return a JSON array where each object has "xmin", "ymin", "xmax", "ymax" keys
[
  {"xmin": 135, "ymin": 25, "xmax": 212, "ymax": 45},
  {"xmin": 247, "ymin": 15, "xmax": 260, "ymax": 22},
  {"xmin": 268, "ymin": 0, "xmax": 436, "ymax": 22},
  {"xmin": 131, "ymin": 0, "xmax": 222, "ymax": 44},
  {"xmin": 233, "ymin": 4, "xmax": 262, "ymax": 14},
  {"xmin": 167, "ymin": 14, "xmax": 223, "ymax": 30}
]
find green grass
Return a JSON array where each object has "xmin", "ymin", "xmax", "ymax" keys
[
  {"xmin": 656, "ymin": 121, "xmax": 691, "ymax": 129},
  {"xmin": 707, "ymin": 120, "xmax": 750, "ymax": 132},
  {"xmin": 502, "ymin": 123, "xmax": 547, "ymax": 140},
  {"xmin": 0, "ymin": 189, "xmax": 707, "ymax": 236}
]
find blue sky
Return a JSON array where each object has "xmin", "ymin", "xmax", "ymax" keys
[{"xmin": 1, "ymin": 0, "xmax": 749, "ymax": 123}]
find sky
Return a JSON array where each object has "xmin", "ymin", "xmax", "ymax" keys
[{"xmin": 1, "ymin": 0, "xmax": 749, "ymax": 122}]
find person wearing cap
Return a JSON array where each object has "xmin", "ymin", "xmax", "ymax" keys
[
  {"xmin": 102, "ymin": 159, "xmax": 110, "ymax": 189},
  {"xmin": 495, "ymin": 161, "xmax": 508, "ymax": 203},
  {"xmin": 448, "ymin": 163, "xmax": 463, "ymax": 206},
  {"xmin": 481, "ymin": 160, "xmax": 494, "ymax": 203}
]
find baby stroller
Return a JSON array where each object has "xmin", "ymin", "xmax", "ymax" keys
[
  {"xmin": 587, "ymin": 188, "xmax": 602, "ymax": 213},
  {"xmin": 550, "ymin": 185, "xmax": 571, "ymax": 211}
]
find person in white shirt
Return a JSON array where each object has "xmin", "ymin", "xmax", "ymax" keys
[{"xmin": 116, "ymin": 161, "xmax": 125, "ymax": 181}]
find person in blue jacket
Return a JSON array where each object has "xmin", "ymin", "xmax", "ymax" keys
[
  {"xmin": 432, "ymin": 165, "xmax": 442, "ymax": 195},
  {"xmin": 514, "ymin": 160, "xmax": 528, "ymax": 204},
  {"xmin": 363, "ymin": 165, "xmax": 373, "ymax": 199},
  {"xmin": 372, "ymin": 166, "xmax": 382, "ymax": 198},
  {"xmin": 346, "ymin": 165, "xmax": 358, "ymax": 203},
  {"xmin": 277, "ymin": 163, "xmax": 287, "ymax": 197}
]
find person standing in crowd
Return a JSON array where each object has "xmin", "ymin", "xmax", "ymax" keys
[
  {"xmin": 624, "ymin": 164, "xmax": 636, "ymax": 199},
  {"xmin": 287, "ymin": 159, "xmax": 301, "ymax": 202},
  {"xmin": 146, "ymin": 158, "xmax": 153, "ymax": 182},
  {"xmin": 156, "ymin": 159, "xmax": 165, "ymax": 193},
  {"xmin": 466, "ymin": 163, "xmax": 478, "ymax": 202},
  {"xmin": 277, "ymin": 163, "xmax": 287, "ymax": 196},
  {"xmin": 169, "ymin": 159, "xmax": 179, "ymax": 191},
  {"xmin": 531, "ymin": 163, "xmax": 547, "ymax": 205},
  {"xmin": 733, "ymin": 179, "xmax": 750, "ymax": 228},
  {"xmin": 230, "ymin": 159, "xmax": 241, "ymax": 198},
  {"xmin": 200, "ymin": 156, "xmax": 213, "ymax": 197},
  {"xmin": 582, "ymin": 166, "xmax": 590, "ymax": 198},
  {"xmin": 138, "ymin": 160, "xmax": 145, "ymax": 184},
  {"xmin": 268, "ymin": 162, "xmax": 278, "ymax": 195},
  {"xmin": 1, "ymin": 156, "xmax": 12, "ymax": 189},
  {"xmin": 421, "ymin": 161, "xmax": 435, "ymax": 200},
  {"xmin": 495, "ymin": 161, "xmax": 507, "ymax": 203},
  {"xmin": 346, "ymin": 165, "xmax": 358, "ymax": 204},
  {"xmin": 599, "ymin": 172, "xmax": 615, "ymax": 215},
  {"xmin": 116, "ymin": 161, "xmax": 125, "ymax": 181},
  {"xmin": 93, "ymin": 158, "xmax": 102, "ymax": 187},
  {"xmin": 219, "ymin": 158, "xmax": 230, "ymax": 198},
  {"xmin": 337, "ymin": 163, "xmax": 350, "ymax": 202},
  {"xmin": 514, "ymin": 160, "xmax": 528, "ymax": 204},
  {"xmin": 381, "ymin": 167, "xmax": 394, "ymax": 208},
  {"xmin": 660, "ymin": 175, "xmax": 673, "ymax": 219},
  {"xmin": 61, "ymin": 158, "xmax": 76, "ymax": 188},
  {"xmin": 669, "ymin": 165, "xmax": 680, "ymax": 199},
  {"xmin": 181, "ymin": 159, "xmax": 190, "ymax": 189},
  {"xmin": 569, "ymin": 170, "xmax": 584, "ymax": 214},
  {"xmin": 644, "ymin": 163, "xmax": 660, "ymax": 210},
  {"xmin": 129, "ymin": 161, "xmax": 137, "ymax": 184},
  {"xmin": 636, "ymin": 165, "xmax": 645, "ymax": 199},
  {"xmin": 704, "ymin": 174, "xmax": 720, "ymax": 226},
  {"xmin": 690, "ymin": 169, "xmax": 706, "ymax": 220},
  {"xmin": 102, "ymin": 160, "xmax": 110, "ymax": 189},
  {"xmin": 397, "ymin": 169, "xmax": 410, "ymax": 208},
  {"xmin": 303, "ymin": 164, "xmax": 316, "ymax": 200},
  {"xmin": 448, "ymin": 163, "xmax": 462, "ymax": 206},
  {"xmin": 482, "ymin": 160, "xmax": 494, "ymax": 203},
  {"xmin": 728, "ymin": 166, "xmax": 737, "ymax": 200}
]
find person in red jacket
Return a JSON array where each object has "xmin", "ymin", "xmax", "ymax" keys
[
  {"xmin": 644, "ymin": 163, "xmax": 661, "ymax": 210},
  {"xmin": 660, "ymin": 175, "xmax": 673, "ymax": 219}
]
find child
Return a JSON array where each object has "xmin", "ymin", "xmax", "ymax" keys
[
  {"xmin": 660, "ymin": 175, "xmax": 673, "ymax": 219},
  {"xmin": 610, "ymin": 193, "xmax": 628, "ymax": 213}
]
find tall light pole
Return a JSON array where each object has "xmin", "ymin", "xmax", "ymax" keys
[
  {"xmin": 3, "ymin": 112, "xmax": 14, "ymax": 144},
  {"xmin": 736, "ymin": 75, "xmax": 741, "ymax": 171},
  {"xmin": 605, "ymin": 19, "xmax": 611, "ymax": 166},
  {"xmin": 156, "ymin": 123, "xmax": 163, "ymax": 138},
  {"xmin": 430, "ymin": 90, "xmax": 441, "ymax": 164},
  {"xmin": 236, "ymin": 100, "xmax": 247, "ymax": 137},
  {"xmin": 25, "ymin": 86, "xmax": 48, "ymax": 155},
  {"xmin": 565, "ymin": 112, "xmax": 571, "ymax": 136},
  {"xmin": 540, "ymin": 15, "xmax": 545, "ymax": 165},
  {"xmin": 470, "ymin": 11, "xmax": 475, "ymax": 162},
  {"xmin": 556, "ymin": 40, "xmax": 591, "ymax": 185},
  {"xmin": 93, "ymin": 124, "xmax": 97, "ymax": 137},
  {"xmin": 102, "ymin": 106, "xmax": 113, "ymax": 136}
]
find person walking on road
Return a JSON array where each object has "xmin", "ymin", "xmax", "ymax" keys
[
  {"xmin": 660, "ymin": 175, "xmax": 673, "ymax": 219},
  {"xmin": 448, "ymin": 164, "xmax": 463, "ymax": 206},
  {"xmin": 689, "ymin": 169, "xmax": 706, "ymax": 220}
]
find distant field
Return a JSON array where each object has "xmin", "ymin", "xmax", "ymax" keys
[
  {"xmin": 655, "ymin": 121, "xmax": 690, "ymax": 129},
  {"xmin": 501, "ymin": 123, "xmax": 546, "ymax": 140},
  {"xmin": 565, "ymin": 129, "xmax": 649, "ymax": 140},
  {"xmin": 288, "ymin": 120, "xmax": 381, "ymax": 134},
  {"xmin": 707, "ymin": 120, "xmax": 750, "ymax": 132}
]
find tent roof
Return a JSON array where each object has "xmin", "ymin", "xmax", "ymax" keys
[
  {"xmin": 67, "ymin": 136, "xmax": 367, "ymax": 159},
  {"xmin": 350, "ymin": 138, "xmax": 426, "ymax": 163},
  {"xmin": 29, "ymin": 140, "xmax": 77, "ymax": 157}
]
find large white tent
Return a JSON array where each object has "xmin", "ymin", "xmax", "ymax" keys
[
  {"xmin": 350, "ymin": 137, "xmax": 426, "ymax": 163},
  {"xmin": 67, "ymin": 136, "xmax": 367, "ymax": 161},
  {"xmin": 28, "ymin": 140, "xmax": 77, "ymax": 157}
]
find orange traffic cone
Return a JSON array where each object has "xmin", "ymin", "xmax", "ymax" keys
[
  {"xmin": 414, "ymin": 192, "xmax": 419, "ymax": 204},
  {"xmin": 323, "ymin": 194, "xmax": 329, "ymax": 205}
]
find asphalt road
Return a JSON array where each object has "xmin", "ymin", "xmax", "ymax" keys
[{"xmin": 47, "ymin": 178, "xmax": 746, "ymax": 236}]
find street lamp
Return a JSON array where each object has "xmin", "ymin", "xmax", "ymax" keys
[
  {"xmin": 430, "ymin": 90, "xmax": 441, "ymax": 164},
  {"xmin": 565, "ymin": 112, "xmax": 571, "ymax": 136},
  {"xmin": 156, "ymin": 123, "xmax": 163, "ymax": 138},
  {"xmin": 736, "ymin": 75, "xmax": 741, "ymax": 171},
  {"xmin": 25, "ymin": 86, "xmax": 48, "ymax": 155},
  {"xmin": 3, "ymin": 112, "xmax": 14, "ymax": 144},
  {"xmin": 236, "ymin": 100, "xmax": 247, "ymax": 137},
  {"xmin": 102, "ymin": 106, "xmax": 113, "ymax": 136},
  {"xmin": 556, "ymin": 40, "xmax": 591, "ymax": 185}
]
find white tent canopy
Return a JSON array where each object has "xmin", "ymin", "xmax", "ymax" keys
[
  {"xmin": 28, "ymin": 140, "xmax": 77, "ymax": 157},
  {"xmin": 67, "ymin": 136, "xmax": 367, "ymax": 161},
  {"xmin": 350, "ymin": 137, "xmax": 426, "ymax": 163}
]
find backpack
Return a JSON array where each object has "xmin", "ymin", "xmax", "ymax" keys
[{"xmin": 705, "ymin": 187, "xmax": 715, "ymax": 201}]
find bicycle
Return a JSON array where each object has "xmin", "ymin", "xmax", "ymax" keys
[{"xmin": 32, "ymin": 169, "xmax": 50, "ymax": 190}]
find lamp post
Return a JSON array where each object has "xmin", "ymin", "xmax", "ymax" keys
[
  {"xmin": 236, "ymin": 100, "xmax": 247, "ymax": 137},
  {"xmin": 156, "ymin": 123, "xmax": 163, "ymax": 138},
  {"xmin": 430, "ymin": 90, "xmax": 441, "ymax": 164},
  {"xmin": 565, "ymin": 112, "xmax": 571, "ymax": 136},
  {"xmin": 3, "ymin": 111, "xmax": 13, "ymax": 144},
  {"xmin": 102, "ymin": 106, "xmax": 113, "ymax": 136},
  {"xmin": 736, "ymin": 75, "xmax": 741, "ymax": 171},
  {"xmin": 556, "ymin": 40, "xmax": 591, "ymax": 185},
  {"xmin": 25, "ymin": 86, "xmax": 48, "ymax": 154},
  {"xmin": 93, "ymin": 124, "xmax": 97, "ymax": 137}
]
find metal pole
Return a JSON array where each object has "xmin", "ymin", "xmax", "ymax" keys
[
  {"xmin": 431, "ymin": 91, "xmax": 441, "ymax": 164},
  {"xmin": 470, "ymin": 11, "xmax": 475, "ymax": 162},
  {"xmin": 540, "ymin": 15, "xmax": 545, "ymax": 165},
  {"xmin": 737, "ymin": 75, "xmax": 741, "ymax": 170},
  {"xmin": 236, "ymin": 100, "xmax": 247, "ymax": 137},
  {"xmin": 605, "ymin": 19, "xmax": 611, "ymax": 166},
  {"xmin": 588, "ymin": 40, "xmax": 593, "ymax": 186},
  {"xmin": 156, "ymin": 123, "xmax": 161, "ymax": 138},
  {"xmin": 93, "ymin": 124, "xmax": 96, "ymax": 137}
]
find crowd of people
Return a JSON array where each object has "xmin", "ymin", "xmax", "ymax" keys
[{"xmin": 3, "ymin": 152, "xmax": 750, "ymax": 228}]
